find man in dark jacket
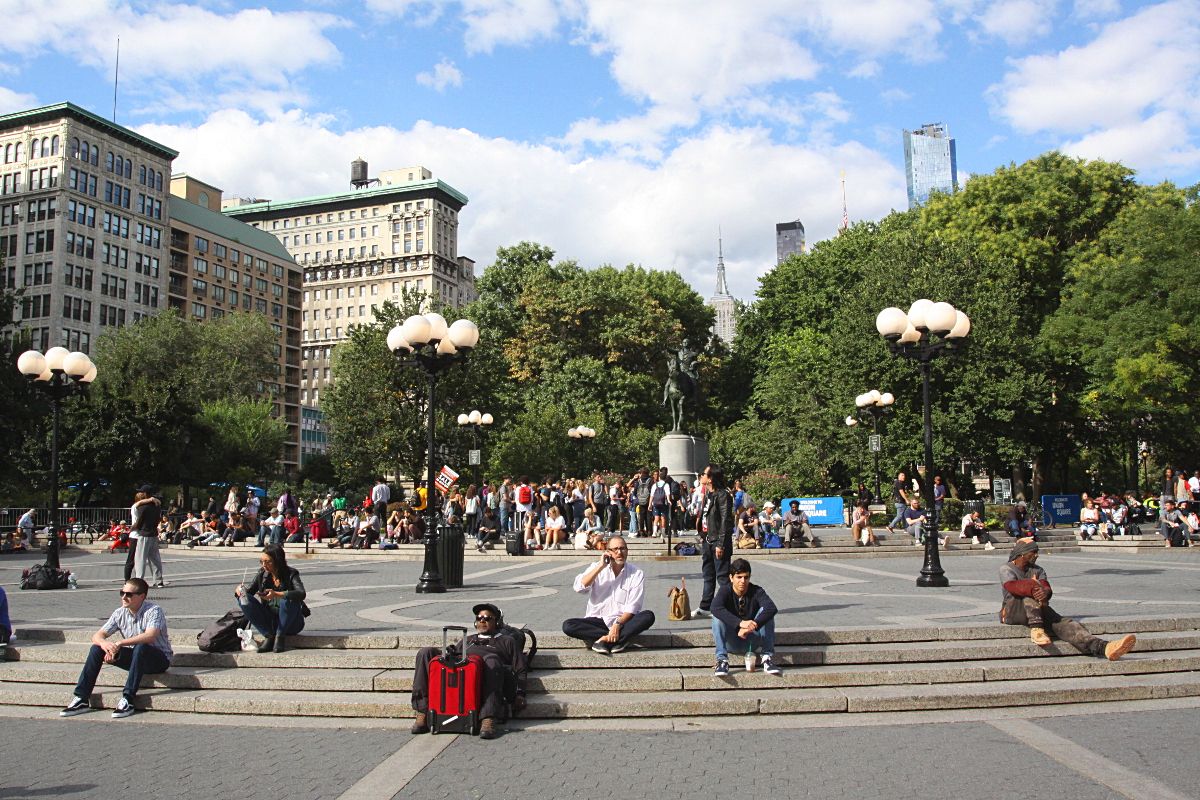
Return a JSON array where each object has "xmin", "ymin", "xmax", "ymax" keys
[
  {"xmin": 692, "ymin": 465, "xmax": 733, "ymax": 619},
  {"xmin": 1000, "ymin": 539, "xmax": 1136, "ymax": 659},
  {"xmin": 410, "ymin": 603, "xmax": 529, "ymax": 740},
  {"xmin": 711, "ymin": 558, "xmax": 782, "ymax": 676}
]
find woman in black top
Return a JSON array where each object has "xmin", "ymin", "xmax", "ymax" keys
[{"xmin": 235, "ymin": 544, "xmax": 307, "ymax": 653}]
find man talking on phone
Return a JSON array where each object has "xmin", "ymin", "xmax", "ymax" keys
[{"xmin": 562, "ymin": 535, "xmax": 656, "ymax": 655}]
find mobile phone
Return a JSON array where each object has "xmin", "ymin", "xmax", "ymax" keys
[{"xmin": 603, "ymin": 554, "xmax": 611, "ymax": 565}]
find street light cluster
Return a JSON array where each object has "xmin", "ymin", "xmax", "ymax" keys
[
  {"xmin": 457, "ymin": 410, "xmax": 494, "ymax": 427},
  {"xmin": 567, "ymin": 426, "xmax": 596, "ymax": 439},
  {"xmin": 17, "ymin": 346, "xmax": 98, "ymax": 384},
  {"xmin": 875, "ymin": 299, "xmax": 970, "ymax": 345},
  {"xmin": 845, "ymin": 390, "xmax": 895, "ymax": 428},
  {"xmin": 387, "ymin": 311, "xmax": 481, "ymax": 594}
]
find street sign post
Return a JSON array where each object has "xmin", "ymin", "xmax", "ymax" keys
[
  {"xmin": 468, "ymin": 449, "xmax": 481, "ymax": 466},
  {"xmin": 868, "ymin": 434, "xmax": 882, "ymax": 453}
]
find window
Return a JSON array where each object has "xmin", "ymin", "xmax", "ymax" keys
[
  {"xmin": 194, "ymin": 258, "xmax": 207, "ymax": 274},
  {"xmin": 195, "ymin": 236, "xmax": 208, "ymax": 253},
  {"xmin": 192, "ymin": 278, "xmax": 208, "ymax": 295},
  {"xmin": 214, "ymin": 243, "xmax": 226, "ymax": 260},
  {"xmin": 191, "ymin": 302, "xmax": 206, "ymax": 318}
]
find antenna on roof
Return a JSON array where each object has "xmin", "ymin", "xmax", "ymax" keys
[
  {"xmin": 112, "ymin": 37, "xmax": 120, "ymax": 123},
  {"xmin": 838, "ymin": 169, "xmax": 849, "ymax": 234}
]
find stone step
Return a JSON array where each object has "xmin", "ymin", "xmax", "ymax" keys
[
  {"xmin": 6, "ymin": 648, "xmax": 1199, "ymax": 696},
  {"xmin": 8, "ymin": 670, "xmax": 1199, "ymax": 718}
]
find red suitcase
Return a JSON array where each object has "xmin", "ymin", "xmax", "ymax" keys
[{"xmin": 428, "ymin": 626, "xmax": 483, "ymax": 735}]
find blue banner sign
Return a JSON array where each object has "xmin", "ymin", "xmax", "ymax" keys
[
  {"xmin": 780, "ymin": 496, "xmax": 844, "ymax": 526},
  {"xmin": 1041, "ymin": 494, "xmax": 1080, "ymax": 526}
]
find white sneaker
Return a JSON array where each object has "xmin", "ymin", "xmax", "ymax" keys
[
  {"xmin": 60, "ymin": 696, "xmax": 92, "ymax": 717},
  {"xmin": 984, "ymin": 542, "xmax": 996, "ymax": 551},
  {"xmin": 744, "ymin": 652, "xmax": 757, "ymax": 673},
  {"xmin": 972, "ymin": 536, "xmax": 980, "ymax": 545},
  {"xmin": 690, "ymin": 608, "xmax": 711, "ymax": 619}
]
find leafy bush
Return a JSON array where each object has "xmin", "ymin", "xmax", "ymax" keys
[{"xmin": 742, "ymin": 470, "xmax": 792, "ymax": 507}]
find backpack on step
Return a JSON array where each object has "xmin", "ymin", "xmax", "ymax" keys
[{"xmin": 197, "ymin": 609, "xmax": 248, "ymax": 653}]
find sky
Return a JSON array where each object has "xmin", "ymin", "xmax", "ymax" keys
[{"xmin": 1, "ymin": 0, "xmax": 1198, "ymax": 301}]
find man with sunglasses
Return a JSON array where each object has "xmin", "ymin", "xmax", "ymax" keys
[
  {"xmin": 409, "ymin": 603, "xmax": 527, "ymax": 740},
  {"xmin": 60, "ymin": 578, "xmax": 173, "ymax": 719},
  {"xmin": 562, "ymin": 535, "xmax": 655, "ymax": 655}
]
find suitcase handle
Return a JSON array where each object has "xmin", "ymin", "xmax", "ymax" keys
[{"xmin": 443, "ymin": 625, "xmax": 468, "ymax": 664}]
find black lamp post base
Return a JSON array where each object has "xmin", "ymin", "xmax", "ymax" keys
[
  {"xmin": 916, "ymin": 534, "xmax": 949, "ymax": 587},
  {"xmin": 415, "ymin": 579, "xmax": 447, "ymax": 594}
]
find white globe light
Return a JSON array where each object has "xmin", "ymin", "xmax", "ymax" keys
[
  {"xmin": 17, "ymin": 350, "xmax": 47, "ymax": 377},
  {"xmin": 880, "ymin": 392, "xmax": 895, "ymax": 406},
  {"xmin": 447, "ymin": 319, "xmax": 480, "ymax": 350},
  {"xmin": 81, "ymin": 364, "xmax": 97, "ymax": 384},
  {"xmin": 855, "ymin": 393, "xmax": 871, "ymax": 408},
  {"xmin": 36, "ymin": 368, "xmax": 51, "ymax": 382},
  {"xmin": 457, "ymin": 413, "xmax": 470, "ymax": 425},
  {"xmin": 948, "ymin": 310, "xmax": 972, "ymax": 339},
  {"xmin": 908, "ymin": 299, "xmax": 934, "ymax": 330},
  {"xmin": 44, "ymin": 346, "xmax": 70, "ymax": 372},
  {"xmin": 899, "ymin": 324, "xmax": 921, "ymax": 344},
  {"xmin": 436, "ymin": 337, "xmax": 457, "ymax": 356},
  {"xmin": 927, "ymin": 302, "xmax": 958, "ymax": 336},
  {"xmin": 845, "ymin": 416, "xmax": 858, "ymax": 427},
  {"xmin": 424, "ymin": 313, "xmax": 449, "ymax": 343},
  {"xmin": 584, "ymin": 427, "xmax": 596, "ymax": 438},
  {"xmin": 568, "ymin": 427, "xmax": 580, "ymax": 438},
  {"xmin": 468, "ymin": 410, "xmax": 482, "ymax": 424},
  {"xmin": 401, "ymin": 315, "xmax": 431, "ymax": 346},
  {"xmin": 875, "ymin": 307, "xmax": 908, "ymax": 338},
  {"xmin": 63, "ymin": 351, "xmax": 91, "ymax": 378},
  {"xmin": 868, "ymin": 389, "xmax": 882, "ymax": 405},
  {"xmin": 386, "ymin": 325, "xmax": 411, "ymax": 353},
  {"xmin": 481, "ymin": 413, "xmax": 494, "ymax": 425}
]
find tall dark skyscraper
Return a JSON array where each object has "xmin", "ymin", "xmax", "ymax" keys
[
  {"xmin": 775, "ymin": 219, "xmax": 805, "ymax": 264},
  {"xmin": 903, "ymin": 122, "xmax": 958, "ymax": 209}
]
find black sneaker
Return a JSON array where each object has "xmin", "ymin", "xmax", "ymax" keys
[
  {"xmin": 111, "ymin": 697, "xmax": 135, "ymax": 719},
  {"xmin": 610, "ymin": 641, "xmax": 628, "ymax": 654},
  {"xmin": 714, "ymin": 660, "xmax": 730, "ymax": 677},
  {"xmin": 60, "ymin": 696, "xmax": 92, "ymax": 717},
  {"xmin": 590, "ymin": 640, "xmax": 611, "ymax": 655}
]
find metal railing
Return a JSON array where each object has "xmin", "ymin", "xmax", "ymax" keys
[{"xmin": 0, "ymin": 507, "xmax": 132, "ymax": 529}]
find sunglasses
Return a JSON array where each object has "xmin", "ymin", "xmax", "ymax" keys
[
  {"xmin": 475, "ymin": 615, "xmax": 496, "ymax": 622},
  {"xmin": 119, "ymin": 590, "xmax": 144, "ymax": 598}
]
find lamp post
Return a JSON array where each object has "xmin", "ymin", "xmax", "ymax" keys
[
  {"xmin": 567, "ymin": 425, "xmax": 596, "ymax": 477},
  {"xmin": 1139, "ymin": 448, "xmax": 1150, "ymax": 495},
  {"xmin": 875, "ymin": 299, "xmax": 971, "ymax": 588},
  {"xmin": 457, "ymin": 410, "xmax": 494, "ymax": 488},
  {"xmin": 17, "ymin": 346, "xmax": 98, "ymax": 569},
  {"xmin": 845, "ymin": 389, "xmax": 895, "ymax": 504},
  {"xmin": 387, "ymin": 312, "xmax": 480, "ymax": 594}
]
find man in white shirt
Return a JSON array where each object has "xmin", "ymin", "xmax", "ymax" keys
[
  {"xmin": 371, "ymin": 478, "xmax": 391, "ymax": 521},
  {"xmin": 561, "ymin": 536, "xmax": 656, "ymax": 655},
  {"xmin": 17, "ymin": 508, "xmax": 36, "ymax": 548}
]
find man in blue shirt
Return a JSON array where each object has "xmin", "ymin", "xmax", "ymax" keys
[
  {"xmin": 60, "ymin": 578, "xmax": 173, "ymax": 719},
  {"xmin": 711, "ymin": 558, "xmax": 782, "ymax": 677}
]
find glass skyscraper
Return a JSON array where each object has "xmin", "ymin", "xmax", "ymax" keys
[{"xmin": 903, "ymin": 123, "xmax": 958, "ymax": 209}]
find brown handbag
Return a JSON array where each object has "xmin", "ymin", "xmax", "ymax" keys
[{"xmin": 668, "ymin": 577, "xmax": 691, "ymax": 621}]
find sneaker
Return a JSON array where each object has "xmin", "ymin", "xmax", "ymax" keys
[
  {"xmin": 984, "ymin": 542, "xmax": 996, "ymax": 551},
  {"xmin": 60, "ymin": 696, "xmax": 92, "ymax": 717},
  {"xmin": 111, "ymin": 697, "xmax": 135, "ymax": 719},
  {"xmin": 744, "ymin": 652, "xmax": 757, "ymax": 673},
  {"xmin": 913, "ymin": 537, "xmax": 922, "ymax": 546},
  {"xmin": 609, "ymin": 641, "xmax": 628, "ymax": 654},
  {"xmin": 972, "ymin": 536, "xmax": 980, "ymax": 545},
  {"xmin": 714, "ymin": 659, "xmax": 730, "ymax": 677},
  {"xmin": 1105, "ymin": 634, "xmax": 1137, "ymax": 661},
  {"xmin": 1029, "ymin": 627, "xmax": 1052, "ymax": 646},
  {"xmin": 762, "ymin": 654, "xmax": 782, "ymax": 676},
  {"xmin": 690, "ymin": 607, "xmax": 712, "ymax": 619},
  {"xmin": 590, "ymin": 640, "xmax": 611, "ymax": 655}
]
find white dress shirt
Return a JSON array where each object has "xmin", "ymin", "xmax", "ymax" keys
[{"xmin": 573, "ymin": 562, "xmax": 645, "ymax": 626}]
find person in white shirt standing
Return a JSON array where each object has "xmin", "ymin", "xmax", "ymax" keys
[
  {"xmin": 561, "ymin": 536, "xmax": 656, "ymax": 655},
  {"xmin": 371, "ymin": 477, "xmax": 391, "ymax": 523}
]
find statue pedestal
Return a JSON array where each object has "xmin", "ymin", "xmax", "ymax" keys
[{"xmin": 658, "ymin": 433, "xmax": 709, "ymax": 489}]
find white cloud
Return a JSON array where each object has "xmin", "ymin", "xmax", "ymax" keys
[
  {"xmin": 978, "ymin": 0, "xmax": 1058, "ymax": 44},
  {"xmin": 416, "ymin": 59, "xmax": 464, "ymax": 92},
  {"xmin": 1063, "ymin": 110, "xmax": 1200, "ymax": 169},
  {"xmin": 989, "ymin": 1, "xmax": 1200, "ymax": 172},
  {"xmin": 1073, "ymin": 0, "xmax": 1121, "ymax": 18},
  {"xmin": 141, "ymin": 110, "xmax": 905, "ymax": 300},
  {"xmin": 367, "ymin": 0, "xmax": 563, "ymax": 52},
  {"xmin": 880, "ymin": 88, "xmax": 912, "ymax": 104},
  {"xmin": 0, "ymin": 0, "xmax": 345, "ymax": 109},
  {"xmin": 0, "ymin": 86, "xmax": 37, "ymax": 115}
]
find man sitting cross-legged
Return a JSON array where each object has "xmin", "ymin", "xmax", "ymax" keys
[
  {"xmin": 562, "ymin": 535, "xmax": 655, "ymax": 655},
  {"xmin": 409, "ymin": 603, "xmax": 528, "ymax": 740},
  {"xmin": 711, "ymin": 558, "xmax": 782, "ymax": 677},
  {"xmin": 1000, "ymin": 538, "xmax": 1137, "ymax": 659}
]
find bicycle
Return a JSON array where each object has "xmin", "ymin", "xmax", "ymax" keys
[{"xmin": 68, "ymin": 522, "xmax": 100, "ymax": 544}]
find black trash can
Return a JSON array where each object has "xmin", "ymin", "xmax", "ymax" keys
[
  {"xmin": 964, "ymin": 500, "xmax": 985, "ymax": 519},
  {"xmin": 437, "ymin": 521, "xmax": 465, "ymax": 589}
]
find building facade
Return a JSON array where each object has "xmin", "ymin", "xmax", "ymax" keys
[
  {"xmin": 709, "ymin": 236, "xmax": 736, "ymax": 345},
  {"xmin": 223, "ymin": 164, "xmax": 472, "ymax": 411},
  {"xmin": 775, "ymin": 219, "xmax": 805, "ymax": 264},
  {"xmin": 168, "ymin": 175, "xmax": 304, "ymax": 473},
  {"xmin": 0, "ymin": 103, "xmax": 175, "ymax": 353},
  {"xmin": 903, "ymin": 122, "xmax": 958, "ymax": 209}
]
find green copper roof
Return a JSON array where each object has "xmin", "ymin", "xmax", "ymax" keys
[
  {"xmin": 0, "ymin": 102, "xmax": 178, "ymax": 160},
  {"xmin": 170, "ymin": 196, "xmax": 296, "ymax": 263},
  {"xmin": 223, "ymin": 178, "xmax": 468, "ymax": 218}
]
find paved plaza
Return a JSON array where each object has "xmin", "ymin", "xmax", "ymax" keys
[{"xmin": 2, "ymin": 546, "xmax": 1199, "ymax": 799}]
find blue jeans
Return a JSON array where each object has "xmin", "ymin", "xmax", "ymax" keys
[
  {"xmin": 73, "ymin": 643, "xmax": 170, "ymax": 703},
  {"xmin": 888, "ymin": 506, "xmax": 906, "ymax": 529},
  {"xmin": 499, "ymin": 506, "xmax": 510, "ymax": 532},
  {"xmin": 712, "ymin": 617, "xmax": 775, "ymax": 661},
  {"xmin": 238, "ymin": 595, "xmax": 305, "ymax": 639}
]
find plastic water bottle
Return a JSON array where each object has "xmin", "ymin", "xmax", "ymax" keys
[{"xmin": 67, "ymin": 573, "xmax": 78, "ymax": 589}]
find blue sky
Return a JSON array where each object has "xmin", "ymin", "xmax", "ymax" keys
[{"xmin": 2, "ymin": 0, "xmax": 1197, "ymax": 299}]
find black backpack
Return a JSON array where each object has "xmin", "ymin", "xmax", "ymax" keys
[
  {"xmin": 197, "ymin": 609, "xmax": 248, "ymax": 653},
  {"xmin": 496, "ymin": 624, "xmax": 538, "ymax": 713}
]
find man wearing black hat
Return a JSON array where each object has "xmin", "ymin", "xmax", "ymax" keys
[
  {"xmin": 409, "ymin": 603, "xmax": 528, "ymax": 740},
  {"xmin": 1000, "ymin": 538, "xmax": 1136, "ymax": 659}
]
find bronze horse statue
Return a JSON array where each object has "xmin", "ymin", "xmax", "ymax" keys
[{"xmin": 663, "ymin": 347, "xmax": 699, "ymax": 433}]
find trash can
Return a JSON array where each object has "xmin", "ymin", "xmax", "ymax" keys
[
  {"xmin": 964, "ymin": 500, "xmax": 985, "ymax": 519},
  {"xmin": 436, "ymin": 521, "xmax": 465, "ymax": 588}
]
